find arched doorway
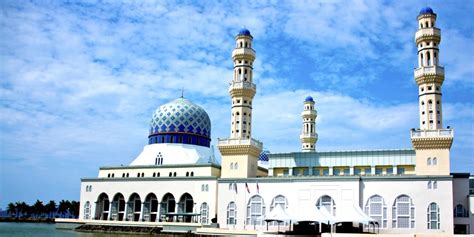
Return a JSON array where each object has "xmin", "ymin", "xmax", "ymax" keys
[
  {"xmin": 178, "ymin": 193, "xmax": 194, "ymax": 222},
  {"xmin": 126, "ymin": 193, "xmax": 142, "ymax": 221},
  {"xmin": 110, "ymin": 193, "xmax": 126, "ymax": 221},
  {"xmin": 160, "ymin": 193, "xmax": 176, "ymax": 222},
  {"xmin": 95, "ymin": 193, "xmax": 109, "ymax": 220},
  {"xmin": 143, "ymin": 193, "xmax": 159, "ymax": 222}
]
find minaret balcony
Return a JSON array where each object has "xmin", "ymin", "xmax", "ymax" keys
[
  {"xmin": 217, "ymin": 137, "xmax": 263, "ymax": 150},
  {"xmin": 300, "ymin": 133, "xmax": 318, "ymax": 139},
  {"xmin": 415, "ymin": 27, "xmax": 440, "ymax": 43},
  {"xmin": 414, "ymin": 65, "xmax": 444, "ymax": 79},
  {"xmin": 232, "ymin": 48, "xmax": 256, "ymax": 60},
  {"xmin": 229, "ymin": 81, "xmax": 256, "ymax": 91},
  {"xmin": 301, "ymin": 110, "xmax": 317, "ymax": 117},
  {"xmin": 410, "ymin": 128, "xmax": 453, "ymax": 139}
]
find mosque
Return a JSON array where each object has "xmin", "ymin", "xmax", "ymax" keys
[{"xmin": 78, "ymin": 7, "xmax": 473, "ymax": 235}]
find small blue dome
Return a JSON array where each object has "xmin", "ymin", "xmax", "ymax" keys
[
  {"xmin": 305, "ymin": 96, "xmax": 314, "ymax": 102},
  {"xmin": 238, "ymin": 28, "xmax": 251, "ymax": 36},
  {"xmin": 419, "ymin": 6, "xmax": 434, "ymax": 15}
]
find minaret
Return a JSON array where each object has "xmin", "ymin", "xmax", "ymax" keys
[
  {"xmin": 218, "ymin": 28, "xmax": 264, "ymax": 178},
  {"xmin": 411, "ymin": 7, "xmax": 453, "ymax": 176},
  {"xmin": 229, "ymin": 28, "xmax": 256, "ymax": 139},
  {"xmin": 300, "ymin": 96, "xmax": 318, "ymax": 152},
  {"xmin": 414, "ymin": 7, "xmax": 444, "ymax": 130}
]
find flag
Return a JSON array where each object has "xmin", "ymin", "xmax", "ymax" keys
[
  {"xmin": 256, "ymin": 181, "xmax": 260, "ymax": 194},
  {"xmin": 233, "ymin": 182, "xmax": 238, "ymax": 194},
  {"xmin": 245, "ymin": 182, "xmax": 250, "ymax": 193}
]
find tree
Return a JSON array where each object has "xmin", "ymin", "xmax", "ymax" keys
[
  {"xmin": 32, "ymin": 200, "xmax": 45, "ymax": 218},
  {"xmin": 68, "ymin": 201, "xmax": 80, "ymax": 218},
  {"xmin": 58, "ymin": 200, "xmax": 68, "ymax": 218},
  {"xmin": 44, "ymin": 200, "xmax": 57, "ymax": 218},
  {"xmin": 7, "ymin": 202, "xmax": 16, "ymax": 217}
]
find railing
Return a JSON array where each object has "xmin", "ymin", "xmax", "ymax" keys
[
  {"xmin": 229, "ymin": 81, "xmax": 256, "ymax": 91},
  {"xmin": 410, "ymin": 128, "xmax": 453, "ymax": 138},
  {"xmin": 414, "ymin": 65, "xmax": 444, "ymax": 78},
  {"xmin": 217, "ymin": 138, "xmax": 263, "ymax": 149},
  {"xmin": 415, "ymin": 27, "xmax": 440, "ymax": 40},
  {"xmin": 299, "ymin": 133, "xmax": 318, "ymax": 138},
  {"xmin": 232, "ymin": 47, "xmax": 256, "ymax": 58}
]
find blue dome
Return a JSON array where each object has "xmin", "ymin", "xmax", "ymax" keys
[
  {"xmin": 238, "ymin": 28, "xmax": 251, "ymax": 36},
  {"xmin": 305, "ymin": 96, "xmax": 314, "ymax": 102},
  {"xmin": 419, "ymin": 6, "xmax": 434, "ymax": 15},
  {"xmin": 149, "ymin": 98, "xmax": 211, "ymax": 147}
]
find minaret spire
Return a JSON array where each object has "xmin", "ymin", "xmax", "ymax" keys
[
  {"xmin": 300, "ymin": 96, "xmax": 318, "ymax": 152},
  {"xmin": 414, "ymin": 6, "xmax": 443, "ymax": 130},
  {"xmin": 411, "ymin": 7, "xmax": 453, "ymax": 176},
  {"xmin": 218, "ymin": 28, "xmax": 264, "ymax": 178}
]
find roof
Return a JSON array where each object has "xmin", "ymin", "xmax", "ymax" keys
[{"xmin": 269, "ymin": 149, "xmax": 416, "ymax": 168}]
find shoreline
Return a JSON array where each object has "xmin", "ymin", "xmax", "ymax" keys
[{"xmin": 0, "ymin": 217, "xmax": 56, "ymax": 223}]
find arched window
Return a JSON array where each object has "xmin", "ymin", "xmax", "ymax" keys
[
  {"xmin": 173, "ymin": 172, "xmax": 177, "ymax": 177},
  {"xmin": 205, "ymin": 184, "xmax": 209, "ymax": 191},
  {"xmin": 427, "ymin": 52, "xmax": 431, "ymax": 66},
  {"xmin": 235, "ymin": 163, "xmax": 238, "ymax": 170},
  {"xmin": 420, "ymin": 53, "xmax": 424, "ymax": 66},
  {"xmin": 427, "ymin": 203, "xmax": 440, "ymax": 229},
  {"xmin": 190, "ymin": 172, "xmax": 194, "ymax": 176},
  {"xmin": 227, "ymin": 202, "xmax": 237, "ymax": 225},
  {"xmin": 427, "ymin": 158, "xmax": 432, "ymax": 166},
  {"xmin": 230, "ymin": 163, "xmax": 234, "ymax": 170},
  {"xmin": 432, "ymin": 157, "xmax": 437, "ymax": 165},
  {"xmin": 428, "ymin": 181, "xmax": 432, "ymax": 189},
  {"xmin": 186, "ymin": 172, "xmax": 189, "ymax": 177},
  {"xmin": 425, "ymin": 22, "xmax": 428, "ymax": 28},
  {"xmin": 169, "ymin": 172, "xmax": 172, "ymax": 177},
  {"xmin": 84, "ymin": 201, "xmax": 91, "ymax": 220},
  {"xmin": 200, "ymin": 202, "xmax": 209, "ymax": 224},
  {"xmin": 316, "ymin": 195, "xmax": 336, "ymax": 216},
  {"xmin": 433, "ymin": 181, "xmax": 437, "ymax": 189},
  {"xmin": 141, "ymin": 172, "xmax": 144, "ymax": 177},
  {"xmin": 202, "ymin": 184, "xmax": 205, "ymax": 191},
  {"xmin": 157, "ymin": 172, "xmax": 160, "ymax": 177},
  {"xmin": 240, "ymin": 42, "xmax": 243, "ymax": 47},
  {"xmin": 247, "ymin": 195, "xmax": 266, "ymax": 225},
  {"xmin": 270, "ymin": 195, "xmax": 288, "ymax": 211},
  {"xmin": 365, "ymin": 195, "xmax": 387, "ymax": 228},
  {"xmin": 454, "ymin": 204, "xmax": 467, "ymax": 217},
  {"xmin": 392, "ymin": 195, "xmax": 415, "ymax": 228},
  {"xmin": 153, "ymin": 172, "xmax": 156, "ymax": 177}
]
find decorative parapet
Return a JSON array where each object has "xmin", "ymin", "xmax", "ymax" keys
[
  {"xmin": 410, "ymin": 129, "xmax": 453, "ymax": 149},
  {"xmin": 299, "ymin": 133, "xmax": 318, "ymax": 139},
  {"xmin": 232, "ymin": 48, "xmax": 256, "ymax": 61},
  {"xmin": 229, "ymin": 81, "xmax": 257, "ymax": 98},
  {"xmin": 414, "ymin": 66, "xmax": 444, "ymax": 85},
  {"xmin": 415, "ymin": 27, "xmax": 441, "ymax": 44},
  {"xmin": 217, "ymin": 138, "xmax": 263, "ymax": 156}
]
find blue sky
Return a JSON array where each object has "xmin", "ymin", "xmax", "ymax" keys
[{"xmin": 0, "ymin": 0, "xmax": 473, "ymax": 208}]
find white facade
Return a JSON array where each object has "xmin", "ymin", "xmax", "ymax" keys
[{"xmin": 78, "ymin": 6, "xmax": 473, "ymax": 235}]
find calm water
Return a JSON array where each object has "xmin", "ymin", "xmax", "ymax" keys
[{"xmin": 0, "ymin": 222, "xmax": 155, "ymax": 237}]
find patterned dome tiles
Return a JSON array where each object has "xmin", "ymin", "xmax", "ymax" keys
[{"xmin": 150, "ymin": 98, "xmax": 211, "ymax": 138}]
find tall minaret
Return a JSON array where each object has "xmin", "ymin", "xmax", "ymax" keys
[
  {"xmin": 300, "ymin": 96, "xmax": 318, "ymax": 152},
  {"xmin": 414, "ymin": 6, "xmax": 444, "ymax": 130},
  {"xmin": 229, "ymin": 28, "xmax": 256, "ymax": 139},
  {"xmin": 411, "ymin": 7, "xmax": 453, "ymax": 176},
  {"xmin": 218, "ymin": 28, "xmax": 264, "ymax": 178}
]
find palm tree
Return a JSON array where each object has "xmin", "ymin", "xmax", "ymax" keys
[
  {"xmin": 33, "ymin": 200, "xmax": 45, "ymax": 218},
  {"xmin": 7, "ymin": 203, "xmax": 16, "ymax": 217},
  {"xmin": 44, "ymin": 200, "xmax": 57, "ymax": 218},
  {"xmin": 69, "ymin": 201, "xmax": 80, "ymax": 218},
  {"xmin": 58, "ymin": 200, "xmax": 68, "ymax": 218}
]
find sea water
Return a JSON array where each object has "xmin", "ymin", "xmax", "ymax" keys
[{"xmin": 0, "ymin": 222, "xmax": 155, "ymax": 237}]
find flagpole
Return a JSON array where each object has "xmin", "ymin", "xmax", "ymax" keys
[{"xmin": 244, "ymin": 182, "xmax": 247, "ymax": 230}]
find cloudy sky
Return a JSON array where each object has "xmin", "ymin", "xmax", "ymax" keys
[{"xmin": 0, "ymin": 0, "xmax": 473, "ymax": 208}]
